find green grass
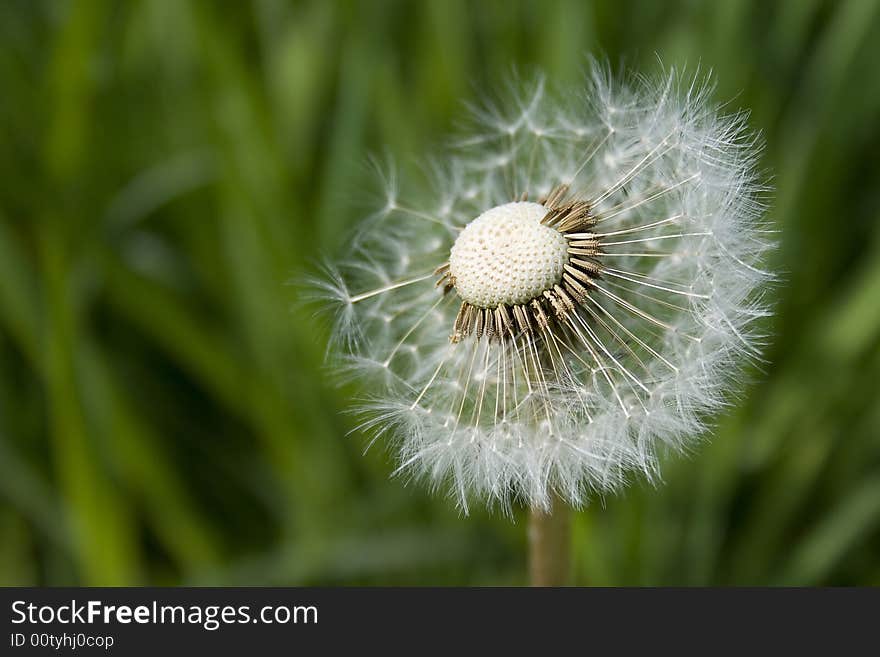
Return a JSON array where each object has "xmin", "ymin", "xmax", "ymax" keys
[{"xmin": 0, "ymin": 0, "xmax": 878, "ymax": 585}]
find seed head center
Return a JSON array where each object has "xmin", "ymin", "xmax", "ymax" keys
[{"xmin": 449, "ymin": 202, "xmax": 568, "ymax": 308}]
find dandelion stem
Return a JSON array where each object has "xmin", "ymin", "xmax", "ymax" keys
[{"xmin": 528, "ymin": 493, "xmax": 571, "ymax": 586}]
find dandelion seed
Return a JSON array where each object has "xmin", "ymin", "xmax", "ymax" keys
[{"xmin": 317, "ymin": 63, "xmax": 774, "ymax": 513}]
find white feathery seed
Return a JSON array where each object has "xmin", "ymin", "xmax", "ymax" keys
[{"xmin": 316, "ymin": 63, "xmax": 774, "ymax": 513}]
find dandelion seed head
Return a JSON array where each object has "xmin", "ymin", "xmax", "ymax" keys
[{"xmin": 316, "ymin": 62, "xmax": 774, "ymax": 513}]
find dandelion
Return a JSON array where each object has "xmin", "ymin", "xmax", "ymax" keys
[{"xmin": 316, "ymin": 63, "xmax": 772, "ymax": 552}]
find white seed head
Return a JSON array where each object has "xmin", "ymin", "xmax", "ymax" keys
[
  {"xmin": 318, "ymin": 62, "xmax": 775, "ymax": 513},
  {"xmin": 449, "ymin": 202, "xmax": 568, "ymax": 308}
]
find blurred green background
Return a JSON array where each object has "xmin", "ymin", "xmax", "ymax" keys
[{"xmin": 1, "ymin": 0, "xmax": 879, "ymax": 586}]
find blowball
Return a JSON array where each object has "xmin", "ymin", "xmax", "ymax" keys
[{"xmin": 318, "ymin": 63, "xmax": 773, "ymax": 513}]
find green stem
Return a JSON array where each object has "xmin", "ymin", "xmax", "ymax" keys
[{"xmin": 528, "ymin": 493, "xmax": 572, "ymax": 586}]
